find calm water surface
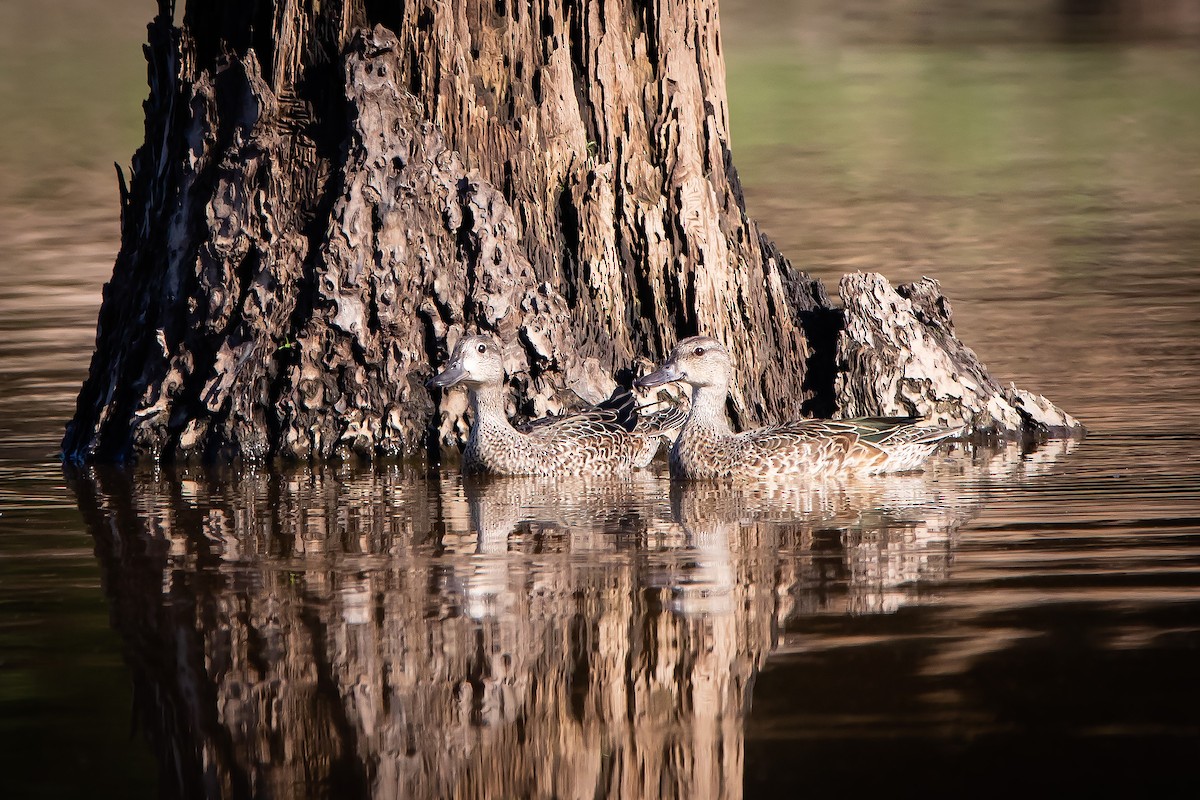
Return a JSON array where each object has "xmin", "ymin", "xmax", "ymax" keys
[{"xmin": 2, "ymin": 5, "xmax": 1200, "ymax": 798}]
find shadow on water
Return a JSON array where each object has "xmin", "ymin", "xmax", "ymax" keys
[{"xmin": 63, "ymin": 442, "xmax": 1087, "ymax": 799}]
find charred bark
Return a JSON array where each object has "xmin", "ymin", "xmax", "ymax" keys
[{"xmin": 63, "ymin": 0, "xmax": 1078, "ymax": 464}]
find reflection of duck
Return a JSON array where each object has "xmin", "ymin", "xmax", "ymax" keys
[
  {"xmin": 637, "ymin": 336, "xmax": 961, "ymax": 480},
  {"xmin": 651, "ymin": 486, "xmax": 739, "ymax": 616},
  {"xmin": 443, "ymin": 473, "xmax": 661, "ymax": 619},
  {"xmin": 664, "ymin": 471, "xmax": 982, "ymax": 617},
  {"xmin": 458, "ymin": 472, "xmax": 661, "ymax": 538},
  {"xmin": 429, "ymin": 334, "xmax": 682, "ymax": 476}
]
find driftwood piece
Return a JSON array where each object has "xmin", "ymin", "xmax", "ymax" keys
[{"xmin": 835, "ymin": 273, "xmax": 1082, "ymax": 439}]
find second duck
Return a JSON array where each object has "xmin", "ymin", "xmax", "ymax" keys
[{"xmin": 636, "ymin": 336, "xmax": 961, "ymax": 480}]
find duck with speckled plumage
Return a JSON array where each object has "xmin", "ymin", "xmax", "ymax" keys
[
  {"xmin": 429, "ymin": 334, "xmax": 684, "ymax": 476},
  {"xmin": 635, "ymin": 336, "xmax": 962, "ymax": 481}
]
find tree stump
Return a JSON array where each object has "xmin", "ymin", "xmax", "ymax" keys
[
  {"xmin": 836, "ymin": 273, "xmax": 1082, "ymax": 439},
  {"xmin": 63, "ymin": 1, "xmax": 1078, "ymax": 464}
]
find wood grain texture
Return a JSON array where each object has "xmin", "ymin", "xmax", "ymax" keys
[
  {"xmin": 836, "ymin": 273, "xmax": 1082, "ymax": 439},
  {"xmin": 62, "ymin": 1, "xmax": 1076, "ymax": 463}
]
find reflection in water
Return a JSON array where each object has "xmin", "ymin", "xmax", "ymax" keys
[{"xmin": 68, "ymin": 444, "xmax": 1072, "ymax": 799}]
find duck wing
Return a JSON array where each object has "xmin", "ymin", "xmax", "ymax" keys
[
  {"xmin": 740, "ymin": 420, "xmax": 860, "ymax": 462},
  {"xmin": 633, "ymin": 395, "xmax": 689, "ymax": 439},
  {"xmin": 840, "ymin": 416, "xmax": 964, "ymax": 447},
  {"xmin": 517, "ymin": 388, "xmax": 693, "ymax": 438},
  {"xmin": 750, "ymin": 416, "xmax": 955, "ymax": 443},
  {"xmin": 738, "ymin": 417, "xmax": 942, "ymax": 470},
  {"xmin": 516, "ymin": 406, "xmax": 629, "ymax": 440},
  {"xmin": 747, "ymin": 416, "xmax": 962, "ymax": 474}
]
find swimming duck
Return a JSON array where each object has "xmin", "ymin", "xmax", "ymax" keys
[
  {"xmin": 429, "ymin": 334, "xmax": 681, "ymax": 476},
  {"xmin": 636, "ymin": 336, "xmax": 961, "ymax": 480}
]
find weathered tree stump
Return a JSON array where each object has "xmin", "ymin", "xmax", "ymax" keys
[
  {"xmin": 836, "ymin": 274, "xmax": 1081, "ymax": 438},
  {"xmin": 63, "ymin": 0, "xmax": 1078, "ymax": 464}
]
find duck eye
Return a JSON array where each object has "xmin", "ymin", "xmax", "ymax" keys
[
  {"xmin": 477, "ymin": 343, "xmax": 487, "ymax": 353},
  {"xmin": 693, "ymin": 346, "xmax": 705, "ymax": 356}
]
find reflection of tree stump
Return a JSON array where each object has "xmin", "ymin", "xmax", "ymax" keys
[
  {"xmin": 72, "ymin": 467, "xmax": 769, "ymax": 799},
  {"xmin": 69, "ymin": 444, "xmax": 1080, "ymax": 797},
  {"xmin": 62, "ymin": 1, "xmax": 1078, "ymax": 464}
]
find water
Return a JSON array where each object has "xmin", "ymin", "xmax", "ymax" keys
[{"xmin": 2, "ymin": 4, "xmax": 1200, "ymax": 798}]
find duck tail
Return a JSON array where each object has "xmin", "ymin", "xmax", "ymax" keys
[{"xmin": 907, "ymin": 423, "xmax": 966, "ymax": 445}]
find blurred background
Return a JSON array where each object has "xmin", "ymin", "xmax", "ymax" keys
[{"xmin": 1, "ymin": 1, "xmax": 1198, "ymax": 797}]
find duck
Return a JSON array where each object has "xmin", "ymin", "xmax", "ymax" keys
[
  {"xmin": 635, "ymin": 336, "xmax": 962, "ymax": 480},
  {"xmin": 429, "ymin": 334, "xmax": 682, "ymax": 476}
]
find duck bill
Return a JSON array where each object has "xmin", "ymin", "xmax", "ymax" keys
[
  {"xmin": 428, "ymin": 364, "xmax": 468, "ymax": 388},
  {"xmin": 635, "ymin": 362, "xmax": 682, "ymax": 389}
]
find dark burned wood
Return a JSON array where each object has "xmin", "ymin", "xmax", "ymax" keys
[{"xmin": 63, "ymin": 0, "xmax": 1077, "ymax": 464}]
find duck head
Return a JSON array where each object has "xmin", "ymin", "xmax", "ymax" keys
[
  {"xmin": 428, "ymin": 334, "xmax": 505, "ymax": 389},
  {"xmin": 635, "ymin": 336, "xmax": 733, "ymax": 391}
]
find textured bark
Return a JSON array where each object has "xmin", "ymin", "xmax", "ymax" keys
[
  {"xmin": 836, "ymin": 273, "xmax": 1083, "ymax": 439},
  {"xmin": 63, "ymin": 0, "xmax": 1075, "ymax": 463}
]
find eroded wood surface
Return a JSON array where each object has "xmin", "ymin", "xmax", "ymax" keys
[
  {"xmin": 836, "ymin": 274, "xmax": 1082, "ymax": 438},
  {"xmin": 63, "ymin": 0, "xmax": 1077, "ymax": 463}
]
